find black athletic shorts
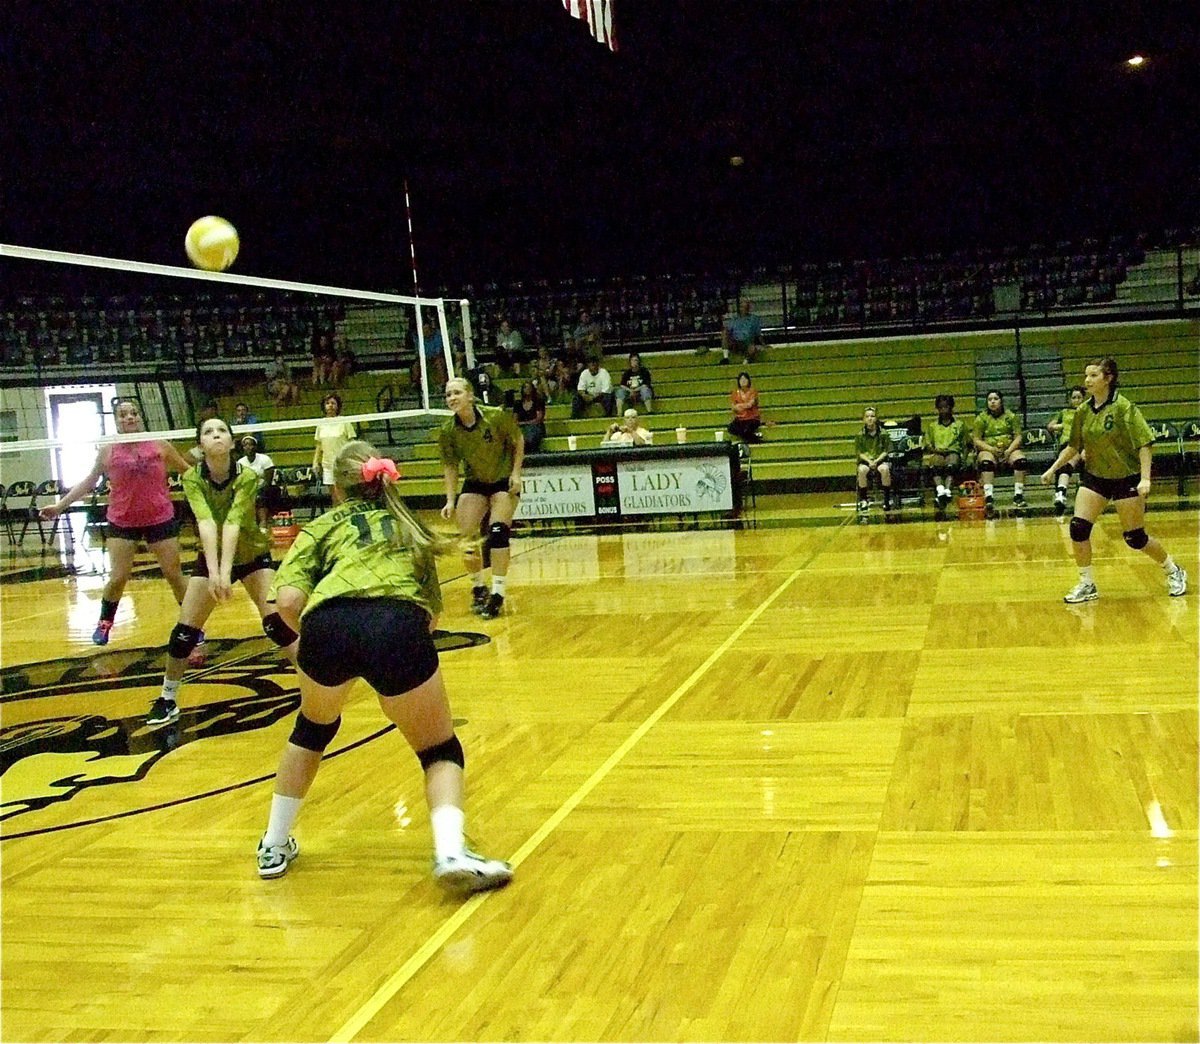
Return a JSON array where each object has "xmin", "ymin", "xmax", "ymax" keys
[
  {"xmin": 191, "ymin": 550, "xmax": 276, "ymax": 583},
  {"xmin": 297, "ymin": 597, "xmax": 438, "ymax": 696},
  {"xmin": 1080, "ymin": 470, "xmax": 1140, "ymax": 501},
  {"xmin": 107, "ymin": 516, "xmax": 181, "ymax": 544},
  {"xmin": 461, "ymin": 477, "xmax": 511, "ymax": 498}
]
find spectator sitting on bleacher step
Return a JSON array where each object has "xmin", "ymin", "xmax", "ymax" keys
[
  {"xmin": 718, "ymin": 300, "xmax": 763, "ymax": 365},
  {"xmin": 572, "ymin": 358, "xmax": 615, "ymax": 418}
]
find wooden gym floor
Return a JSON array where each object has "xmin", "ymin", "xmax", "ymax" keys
[{"xmin": 1, "ymin": 497, "xmax": 1196, "ymax": 1042}]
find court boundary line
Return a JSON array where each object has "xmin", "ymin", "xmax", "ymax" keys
[{"xmin": 329, "ymin": 514, "xmax": 852, "ymax": 1043}]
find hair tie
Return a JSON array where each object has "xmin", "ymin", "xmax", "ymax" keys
[{"xmin": 361, "ymin": 457, "xmax": 401, "ymax": 483}]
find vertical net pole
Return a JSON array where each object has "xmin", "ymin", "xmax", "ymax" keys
[
  {"xmin": 414, "ymin": 305, "xmax": 430, "ymax": 412},
  {"xmin": 460, "ymin": 299, "xmax": 475, "ymax": 369}
]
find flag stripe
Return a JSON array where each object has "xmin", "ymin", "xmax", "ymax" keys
[{"xmin": 562, "ymin": 0, "xmax": 616, "ymax": 51}]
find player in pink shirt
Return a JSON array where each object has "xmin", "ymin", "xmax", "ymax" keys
[{"xmin": 41, "ymin": 398, "xmax": 193, "ymax": 646}]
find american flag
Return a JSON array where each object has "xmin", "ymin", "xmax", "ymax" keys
[{"xmin": 562, "ymin": 0, "xmax": 617, "ymax": 52}]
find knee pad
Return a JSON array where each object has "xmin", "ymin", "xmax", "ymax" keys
[
  {"xmin": 1069, "ymin": 516, "xmax": 1094, "ymax": 543},
  {"xmin": 487, "ymin": 521, "xmax": 511, "ymax": 551},
  {"xmin": 416, "ymin": 734, "xmax": 465, "ymax": 772},
  {"xmin": 262, "ymin": 611, "xmax": 298, "ymax": 647},
  {"xmin": 289, "ymin": 712, "xmax": 341, "ymax": 753},
  {"xmin": 168, "ymin": 623, "xmax": 203, "ymax": 660},
  {"xmin": 1123, "ymin": 527, "xmax": 1149, "ymax": 550},
  {"xmin": 1056, "ymin": 462, "xmax": 1074, "ymax": 478}
]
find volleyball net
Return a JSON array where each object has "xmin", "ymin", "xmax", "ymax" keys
[{"xmin": 0, "ymin": 243, "xmax": 476, "ymax": 497}]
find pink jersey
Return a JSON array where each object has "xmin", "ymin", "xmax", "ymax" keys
[{"xmin": 106, "ymin": 442, "xmax": 175, "ymax": 528}]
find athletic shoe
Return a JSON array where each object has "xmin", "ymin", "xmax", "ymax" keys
[
  {"xmin": 470, "ymin": 585, "xmax": 489, "ymax": 615},
  {"xmin": 985, "ymin": 496, "xmax": 995, "ymax": 519},
  {"xmin": 936, "ymin": 491, "xmax": 952, "ymax": 511},
  {"xmin": 1063, "ymin": 580, "xmax": 1099, "ymax": 604},
  {"xmin": 1012, "ymin": 492, "xmax": 1027, "ymax": 510},
  {"xmin": 146, "ymin": 697, "xmax": 180, "ymax": 726},
  {"xmin": 479, "ymin": 594, "xmax": 504, "ymax": 619},
  {"xmin": 256, "ymin": 836, "xmax": 299, "ymax": 880},
  {"xmin": 717, "ymin": 356, "xmax": 730, "ymax": 365},
  {"xmin": 433, "ymin": 848, "xmax": 513, "ymax": 895},
  {"xmin": 1167, "ymin": 565, "xmax": 1188, "ymax": 597},
  {"xmin": 92, "ymin": 619, "xmax": 113, "ymax": 646},
  {"xmin": 1053, "ymin": 495, "xmax": 1066, "ymax": 518},
  {"xmin": 186, "ymin": 632, "xmax": 207, "ymax": 668},
  {"xmin": 856, "ymin": 499, "xmax": 869, "ymax": 514}
]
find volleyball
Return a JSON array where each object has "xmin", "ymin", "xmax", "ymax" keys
[{"xmin": 184, "ymin": 216, "xmax": 239, "ymax": 271}]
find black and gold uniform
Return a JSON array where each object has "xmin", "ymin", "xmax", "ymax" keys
[{"xmin": 438, "ymin": 404, "xmax": 521, "ymax": 496}]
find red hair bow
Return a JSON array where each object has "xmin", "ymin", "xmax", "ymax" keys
[{"xmin": 361, "ymin": 457, "xmax": 401, "ymax": 483}]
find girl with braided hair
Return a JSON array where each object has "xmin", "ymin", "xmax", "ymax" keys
[{"xmin": 257, "ymin": 440, "xmax": 512, "ymax": 894}]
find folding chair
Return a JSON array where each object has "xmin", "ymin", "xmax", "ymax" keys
[
  {"xmin": 1, "ymin": 480, "xmax": 38, "ymax": 547},
  {"xmin": 1180, "ymin": 420, "xmax": 1200, "ymax": 497},
  {"xmin": 34, "ymin": 479, "xmax": 74, "ymax": 547},
  {"xmin": 1146, "ymin": 420, "xmax": 1181, "ymax": 495}
]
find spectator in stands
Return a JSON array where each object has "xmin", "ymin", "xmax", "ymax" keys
[
  {"xmin": 570, "ymin": 310, "xmax": 603, "ymax": 362},
  {"xmin": 572, "ymin": 357, "xmax": 615, "ymax": 418},
  {"xmin": 1046, "ymin": 385, "xmax": 1086, "ymax": 517},
  {"xmin": 452, "ymin": 348, "xmax": 495, "ymax": 405},
  {"xmin": 855, "ymin": 406, "xmax": 894, "ymax": 512},
  {"xmin": 266, "ymin": 352, "xmax": 300, "ymax": 407},
  {"xmin": 533, "ymin": 346, "xmax": 562, "ymax": 403},
  {"xmin": 236, "ymin": 434, "xmax": 279, "ymax": 527},
  {"xmin": 925, "ymin": 394, "xmax": 968, "ymax": 517},
  {"xmin": 494, "ymin": 318, "xmax": 527, "ymax": 376},
  {"xmin": 311, "ymin": 333, "xmax": 336, "ymax": 387},
  {"xmin": 514, "ymin": 381, "xmax": 546, "ymax": 453},
  {"xmin": 972, "ymin": 390, "xmax": 1028, "ymax": 516},
  {"xmin": 233, "ymin": 401, "xmax": 263, "ymax": 449},
  {"xmin": 1041, "ymin": 356, "xmax": 1186, "ymax": 603},
  {"xmin": 718, "ymin": 300, "xmax": 763, "ymax": 365},
  {"xmin": 414, "ymin": 318, "xmax": 448, "ymax": 389},
  {"xmin": 603, "ymin": 408, "xmax": 653, "ymax": 447},
  {"xmin": 312, "ymin": 394, "xmax": 357, "ymax": 494},
  {"xmin": 728, "ymin": 371, "xmax": 763, "ymax": 443},
  {"xmin": 615, "ymin": 352, "xmax": 653, "ymax": 414},
  {"xmin": 330, "ymin": 346, "xmax": 356, "ymax": 387}
]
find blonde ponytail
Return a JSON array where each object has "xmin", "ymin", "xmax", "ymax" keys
[{"xmin": 332, "ymin": 440, "xmax": 458, "ymax": 555}]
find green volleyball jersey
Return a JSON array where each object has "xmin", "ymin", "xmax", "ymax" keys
[
  {"xmin": 973, "ymin": 409, "xmax": 1020, "ymax": 450},
  {"xmin": 271, "ymin": 498, "xmax": 443, "ymax": 619},
  {"xmin": 926, "ymin": 418, "xmax": 967, "ymax": 454},
  {"xmin": 437, "ymin": 405, "xmax": 521, "ymax": 483},
  {"xmin": 1068, "ymin": 393, "xmax": 1154, "ymax": 479},
  {"xmin": 854, "ymin": 428, "xmax": 889, "ymax": 460},
  {"xmin": 183, "ymin": 463, "xmax": 269, "ymax": 566},
  {"xmin": 1052, "ymin": 407, "xmax": 1075, "ymax": 447}
]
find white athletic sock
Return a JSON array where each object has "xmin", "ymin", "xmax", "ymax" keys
[
  {"xmin": 935, "ymin": 483, "xmax": 947, "ymax": 498},
  {"xmin": 1080, "ymin": 566, "xmax": 1095, "ymax": 585},
  {"xmin": 983, "ymin": 483, "xmax": 994, "ymax": 498},
  {"xmin": 160, "ymin": 678, "xmax": 181, "ymax": 702},
  {"xmin": 263, "ymin": 794, "xmax": 304, "ymax": 847},
  {"xmin": 1163, "ymin": 556, "xmax": 1177, "ymax": 574},
  {"xmin": 1013, "ymin": 481, "xmax": 1024, "ymax": 495},
  {"xmin": 721, "ymin": 346, "xmax": 730, "ymax": 360},
  {"xmin": 491, "ymin": 575, "xmax": 507, "ymax": 597},
  {"xmin": 470, "ymin": 571, "xmax": 485, "ymax": 588},
  {"xmin": 430, "ymin": 805, "xmax": 465, "ymax": 860},
  {"xmin": 1054, "ymin": 487, "xmax": 1066, "ymax": 500}
]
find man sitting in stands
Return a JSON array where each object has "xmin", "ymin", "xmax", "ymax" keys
[
  {"xmin": 572, "ymin": 358, "xmax": 615, "ymax": 419},
  {"xmin": 615, "ymin": 352, "xmax": 653, "ymax": 414}
]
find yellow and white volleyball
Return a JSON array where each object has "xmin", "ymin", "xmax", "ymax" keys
[{"xmin": 184, "ymin": 216, "xmax": 240, "ymax": 271}]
